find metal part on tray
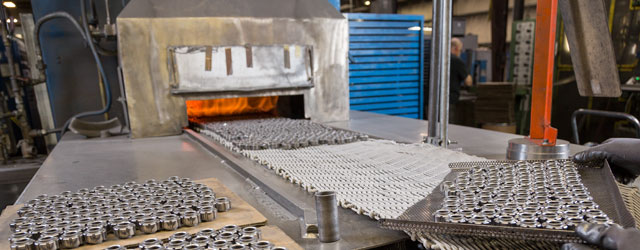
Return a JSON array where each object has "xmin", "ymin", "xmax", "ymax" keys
[
  {"xmin": 7, "ymin": 177, "xmax": 226, "ymax": 249},
  {"xmin": 215, "ymin": 197, "xmax": 231, "ymax": 212},
  {"xmin": 113, "ymin": 222, "xmax": 136, "ymax": 239},
  {"xmin": 59, "ymin": 230, "xmax": 83, "ymax": 248},
  {"xmin": 436, "ymin": 160, "xmax": 610, "ymax": 228},
  {"xmin": 10, "ymin": 238, "xmax": 33, "ymax": 250},
  {"xmin": 120, "ymin": 225, "xmax": 284, "ymax": 250},
  {"xmin": 83, "ymin": 227, "xmax": 106, "ymax": 244},
  {"xmin": 198, "ymin": 117, "xmax": 368, "ymax": 151}
]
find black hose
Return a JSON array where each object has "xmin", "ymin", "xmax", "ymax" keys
[{"xmin": 34, "ymin": 11, "xmax": 112, "ymax": 134}]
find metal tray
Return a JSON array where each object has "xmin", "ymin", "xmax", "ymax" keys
[{"xmin": 380, "ymin": 160, "xmax": 635, "ymax": 243}]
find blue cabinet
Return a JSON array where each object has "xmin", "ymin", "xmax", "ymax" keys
[{"xmin": 346, "ymin": 13, "xmax": 425, "ymax": 119}]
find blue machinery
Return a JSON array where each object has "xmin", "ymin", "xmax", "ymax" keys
[{"xmin": 346, "ymin": 13, "xmax": 425, "ymax": 119}]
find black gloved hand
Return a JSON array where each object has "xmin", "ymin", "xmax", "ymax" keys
[
  {"xmin": 573, "ymin": 138, "xmax": 640, "ymax": 184},
  {"xmin": 561, "ymin": 223, "xmax": 640, "ymax": 250}
]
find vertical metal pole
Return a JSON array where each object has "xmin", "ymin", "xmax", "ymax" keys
[
  {"xmin": 438, "ymin": 0, "xmax": 452, "ymax": 147},
  {"xmin": 426, "ymin": 0, "xmax": 452, "ymax": 147},
  {"xmin": 426, "ymin": 0, "xmax": 441, "ymax": 145}
]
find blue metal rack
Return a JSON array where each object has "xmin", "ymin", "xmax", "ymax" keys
[{"xmin": 345, "ymin": 13, "xmax": 425, "ymax": 119}]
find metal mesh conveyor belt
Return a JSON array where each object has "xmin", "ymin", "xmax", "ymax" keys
[
  {"xmin": 242, "ymin": 140, "xmax": 485, "ymax": 220},
  {"xmin": 196, "ymin": 118, "xmax": 484, "ymax": 220},
  {"xmin": 617, "ymin": 183, "xmax": 640, "ymax": 229},
  {"xmin": 197, "ymin": 118, "xmax": 369, "ymax": 150}
]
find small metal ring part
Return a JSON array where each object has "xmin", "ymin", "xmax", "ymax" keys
[
  {"xmin": 241, "ymin": 226, "xmax": 262, "ymax": 240},
  {"xmin": 170, "ymin": 231, "xmax": 191, "ymax": 241},
  {"xmin": 34, "ymin": 235, "xmax": 58, "ymax": 250},
  {"xmin": 113, "ymin": 222, "xmax": 135, "ymax": 239},
  {"xmin": 161, "ymin": 214, "xmax": 181, "ymax": 231},
  {"xmin": 215, "ymin": 197, "xmax": 232, "ymax": 212},
  {"xmin": 253, "ymin": 241, "xmax": 273, "ymax": 250},
  {"xmin": 230, "ymin": 244, "xmax": 248, "ymax": 250},
  {"xmin": 199, "ymin": 206, "xmax": 217, "ymax": 222},
  {"xmin": 181, "ymin": 211, "xmax": 201, "ymax": 227},
  {"xmin": 221, "ymin": 224, "xmax": 239, "ymax": 234},
  {"xmin": 216, "ymin": 231, "xmax": 236, "ymax": 241},
  {"xmin": 10, "ymin": 238, "xmax": 34, "ymax": 250},
  {"xmin": 59, "ymin": 230, "xmax": 83, "ymax": 249},
  {"xmin": 83, "ymin": 227, "xmax": 106, "ymax": 245},
  {"xmin": 139, "ymin": 217, "xmax": 159, "ymax": 234},
  {"xmin": 139, "ymin": 238, "xmax": 161, "ymax": 248}
]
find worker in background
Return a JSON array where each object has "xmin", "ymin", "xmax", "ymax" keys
[
  {"xmin": 449, "ymin": 38, "xmax": 473, "ymax": 124},
  {"xmin": 562, "ymin": 138, "xmax": 640, "ymax": 250}
]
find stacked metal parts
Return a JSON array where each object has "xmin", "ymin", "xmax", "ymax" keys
[
  {"xmin": 197, "ymin": 118, "xmax": 484, "ymax": 220},
  {"xmin": 435, "ymin": 160, "xmax": 611, "ymax": 229},
  {"xmin": 200, "ymin": 118, "xmax": 369, "ymax": 150},
  {"xmin": 8, "ymin": 177, "xmax": 231, "ymax": 249},
  {"xmin": 104, "ymin": 226, "xmax": 287, "ymax": 250}
]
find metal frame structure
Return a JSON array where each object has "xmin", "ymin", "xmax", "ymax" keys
[
  {"xmin": 345, "ymin": 13, "xmax": 425, "ymax": 119},
  {"xmin": 571, "ymin": 109, "xmax": 640, "ymax": 144}
]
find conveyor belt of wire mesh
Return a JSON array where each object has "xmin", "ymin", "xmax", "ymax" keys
[
  {"xmin": 617, "ymin": 183, "xmax": 640, "ymax": 229},
  {"xmin": 242, "ymin": 140, "xmax": 484, "ymax": 220}
]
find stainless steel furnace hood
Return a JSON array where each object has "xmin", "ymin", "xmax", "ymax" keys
[{"xmin": 117, "ymin": 0, "xmax": 349, "ymax": 138}]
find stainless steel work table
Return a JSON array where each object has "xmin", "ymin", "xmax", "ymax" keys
[{"xmin": 15, "ymin": 111, "xmax": 585, "ymax": 249}]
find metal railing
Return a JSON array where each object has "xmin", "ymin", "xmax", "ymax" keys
[{"xmin": 571, "ymin": 108, "xmax": 640, "ymax": 144}]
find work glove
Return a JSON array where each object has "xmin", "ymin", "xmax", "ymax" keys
[
  {"xmin": 573, "ymin": 138, "xmax": 640, "ymax": 184},
  {"xmin": 561, "ymin": 223, "xmax": 640, "ymax": 250}
]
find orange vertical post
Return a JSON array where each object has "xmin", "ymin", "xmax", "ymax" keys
[{"xmin": 529, "ymin": 0, "xmax": 558, "ymax": 145}]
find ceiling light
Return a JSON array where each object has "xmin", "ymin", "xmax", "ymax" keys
[
  {"xmin": 3, "ymin": 2, "xmax": 16, "ymax": 8},
  {"xmin": 364, "ymin": 1, "xmax": 371, "ymax": 6}
]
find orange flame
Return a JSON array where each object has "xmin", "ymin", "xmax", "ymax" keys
[{"xmin": 186, "ymin": 97, "xmax": 279, "ymax": 118}]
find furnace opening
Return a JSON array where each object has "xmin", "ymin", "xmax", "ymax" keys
[{"xmin": 187, "ymin": 95, "xmax": 305, "ymax": 123}]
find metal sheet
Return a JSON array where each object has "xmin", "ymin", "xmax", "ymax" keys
[
  {"xmin": 118, "ymin": 0, "xmax": 344, "ymax": 19},
  {"xmin": 117, "ymin": 0, "xmax": 349, "ymax": 138},
  {"xmin": 169, "ymin": 45, "xmax": 313, "ymax": 93},
  {"xmin": 558, "ymin": 0, "xmax": 621, "ymax": 97}
]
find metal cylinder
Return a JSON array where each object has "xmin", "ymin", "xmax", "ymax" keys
[
  {"xmin": 426, "ymin": 0, "xmax": 452, "ymax": 147},
  {"xmin": 437, "ymin": 0, "xmax": 452, "ymax": 148},
  {"xmin": 426, "ymin": 0, "xmax": 441, "ymax": 144},
  {"xmin": 314, "ymin": 191, "xmax": 340, "ymax": 243}
]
